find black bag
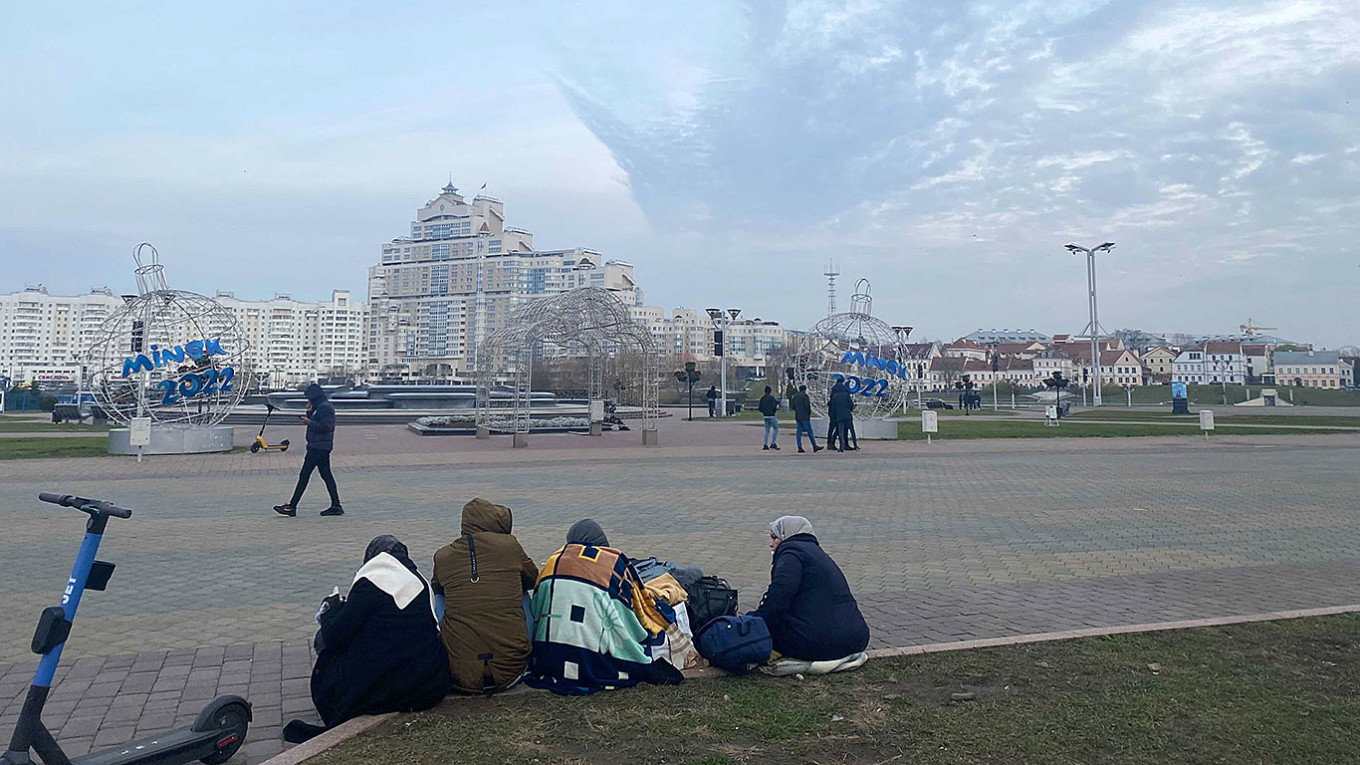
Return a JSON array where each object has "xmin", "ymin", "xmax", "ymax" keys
[{"xmin": 684, "ymin": 575, "xmax": 738, "ymax": 629}]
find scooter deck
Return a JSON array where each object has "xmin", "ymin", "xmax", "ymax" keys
[{"xmin": 72, "ymin": 725, "xmax": 230, "ymax": 765}]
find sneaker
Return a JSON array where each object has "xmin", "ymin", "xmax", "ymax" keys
[
  {"xmin": 798, "ymin": 448, "xmax": 806, "ymax": 453},
  {"xmin": 320, "ymin": 506, "xmax": 345, "ymax": 517},
  {"xmin": 771, "ymin": 444, "xmax": 780, "ymax": 450},
  {"xmin": 813, "ymin": 444, "xmax": 823, "ymax": 453},
  {"xmin": 273, "ymin": 504, "xmax": 296, "ymax": 517},
  {"xmin": 762, "ymin": 445, "xmax": 769, "ymax": 450}
]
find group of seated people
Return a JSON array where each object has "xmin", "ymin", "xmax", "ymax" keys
[{"xmin": 282, "ymin": 499, "xmax": 871, "ymax": 743}]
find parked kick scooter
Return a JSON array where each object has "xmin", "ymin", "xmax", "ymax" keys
[
  {"xmin": 250, "ymin": 404, "xmax": 290, "ymax": 453},
  {"xmin": 1, "ymin": 493, "xmax": 251, "ymax": 765}
]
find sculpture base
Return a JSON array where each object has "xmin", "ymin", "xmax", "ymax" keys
[
  {"xmin": 642, "ymin": 428, "xmax": 659, "ymax": 446},
  {"xmin": 512, "ymin": 433, "xmax": 529, "ymax": 449},
  {"xmin": 108, "ymin": 425, "xmax": 234, "ymax": 455},
  {"xmin": 809, "ymin": 417, "xmax": 898, "ymax": 440}
]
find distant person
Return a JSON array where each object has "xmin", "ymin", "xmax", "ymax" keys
[
  {"xmin": 753, "ymin": 517, "xmax": 870, "ymax": 668},
  {"xmin": 705, "ymin": 385, "xmax": 718, "ymax": 417},
  {"xmin": 758, "ymin": 385, "xmax": 780, "ymax": 451},
  {"xmin": 790, "ymin": 385, "xmax": 822, "ymax": 454},
  {"xmin": 432, "ymin": 498, "xmax": 541, "ymax": 695},
  {"xmin": 827, "ymin": 380, "xmax": 853, "ymax": 452},
  {"xmin": 842, "ymin": 397, "xmax": 859, "ymax": 451},
  {"xmin": 275, "ymin": 383, "xmax": 343, "ymax": 517},
  {"xmin": 284, "ymin": 535, "xmax": 450, "ymax": 743}
]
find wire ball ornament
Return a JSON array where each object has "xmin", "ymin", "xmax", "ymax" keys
[
  {"xmin": 793, "ymin": 279, "xmax": 910, "ymax": 420},
  {"xmin": 85, "ymin": 244, "xmax": 251, "ymax": 427}
]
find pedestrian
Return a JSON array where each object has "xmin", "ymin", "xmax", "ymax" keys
[
  {"xmin": 790, "ymin": 384, "xmax": 822, "ymax": 454},
  {"xmin": 842, "ymin": 397, "xmax": 859, "ymax": 451},
  {"xmin": 705, "ymin": 385, "xmax": 718, "ymax": 417},
  {"xmin": 275, "ymin": 383, "xmax": 343, "ymax": 517},
  {"xmin": 827, "ymin": 380, "xmax": 852, "ymax": 452},
  {"xmin": 758, "ymin": 385, "xmax": 780, "ymax": 451}
]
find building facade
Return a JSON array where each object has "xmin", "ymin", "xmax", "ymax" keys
[
  {"xmin": 1273, "ymin": 350, "xmax": 1351, "ymax": 388},
  {"xmin": 213, "ymin": 290, "xmax": 369, "ymax": 388},
  {"xmin": 1142, "ymin": 346, "xmax": 1177, "ymax": 382},
  {"xmin": 0, "ymin": 286, "xmax": 124, "ymax": 384}
]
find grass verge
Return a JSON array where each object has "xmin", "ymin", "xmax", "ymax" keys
[
  {"xmin": 312, "ymin": 614, "xmax": 1360, "ymax": 765},
  {"xmin": 897, "ymin": 419, "xmax": 1358, "ymax": 440},
  {"xmin": 1069, "ymin": 410, "xmax": 1360, "ymax": 428},
  {"xmin": 0, "ymin": 422, "xmax": 113, "ymax": 433},
  {"xmin": 0, "ymin": 437, "xmax": 110, "ymax": 460}
]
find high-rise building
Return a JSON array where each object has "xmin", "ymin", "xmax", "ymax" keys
[
  {"xmin": 366, "ymin": 183, "xmax": 642, "ymax": 380},
  {"xmin": 0, "ymin": 286, "xmax": 124, "ymax": 384},
  {"xmin": 213, "ymin": 290, "xmax": 369, "ymax": 388}
]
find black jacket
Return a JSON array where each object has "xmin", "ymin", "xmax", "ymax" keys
[
  {"xmin": 758, "ymin": 394, "xmax": 779, "ymax": 417},
  {"xmin": 752, "ymin": 534, "xmax": 870, "ymax": 661},
  {"xmin": 790, "ymin": 392, "xmax": 813, "ymax": 421},
  {"xmin": 312, "ymin": 573, "xmax": 451, "ymax": 726},
  {"xmin": 827, "ymin": 383, "xmax": 854, "ymax": 422},
  {"xmin": 304, "ymin": 383, "xmax": 336, "ymax": 452}
]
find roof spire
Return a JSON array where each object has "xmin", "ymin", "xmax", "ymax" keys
[{"xmin": 442, "ymin": 173, "xmax": 457, "ymax": 195}]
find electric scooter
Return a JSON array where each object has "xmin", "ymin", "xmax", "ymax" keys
[
  {"xmin": 1, "ymin": 493, "xmax": 251, "ymax": 765},
  {"xmin": 250, "ymin": 404, "xmax": 290, "ymax": 453}
]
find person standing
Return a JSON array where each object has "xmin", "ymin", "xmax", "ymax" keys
[
  {"xmin": 758, "ymin": 385, "xmax": 780, "ymax": 450},
  {"xmin": 705, "ymin": 385, "xmax": 718, "ymax": 417},
  {"xmin": 827, "ymin": 380, "xmax": 852, "ymax": 452},
  {"xmin": 790, "ymin": 385, "xmax": 822, "ymax": 454},
  {"xmin": 275, "ymin": 383, "xmax": 343, "ymax": 517},
  {"xmin": 842, "ymin": 397, "xmax": 859, "ymax": 451}
]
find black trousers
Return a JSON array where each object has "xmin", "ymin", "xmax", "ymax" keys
[{"xmin": 290, "ymin": 447, "xmax": 341, "ymax": 507}]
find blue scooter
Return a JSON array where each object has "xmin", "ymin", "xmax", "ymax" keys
[{"xmin": 1, "ymin": 493, "xmax": 251, "ymax": 765}]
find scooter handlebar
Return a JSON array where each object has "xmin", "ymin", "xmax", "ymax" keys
[{"xmin": 38, "ymin": 492, "xmax": 133, "ymax": 519}]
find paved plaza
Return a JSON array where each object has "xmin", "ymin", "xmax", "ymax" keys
[{"xmin": 2, "ymin": 421, "xmax": 1359, "ymax": 762}]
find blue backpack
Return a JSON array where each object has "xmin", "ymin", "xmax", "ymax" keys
[{"xmin": 695, "ymin": 615, "xmax": 772, "ymax": 674}]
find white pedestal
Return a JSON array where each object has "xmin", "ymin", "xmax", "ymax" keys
[{"xmin": 108, "ymin": 425, "xmax": 234, "ymax": 455}]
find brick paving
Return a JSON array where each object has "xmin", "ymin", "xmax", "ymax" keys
[{"xmin": 1, "ymin": 422, "xmax": 1359, "ymax": 763}]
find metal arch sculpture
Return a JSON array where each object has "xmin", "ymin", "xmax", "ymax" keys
[{"xmin": 475, "ymin": 287, "xmax": 660, "ymax": 443}]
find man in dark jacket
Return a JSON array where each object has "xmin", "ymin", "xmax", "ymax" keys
[
  {"xmin": 275, "ymin": 383, "xmax": 343, "ymax": 517},
  {"xmin": 790, "ymin": 385, "xmax": 822, "ymax": 454},
  {"xmin": 705, "ymin": 385, "xmax": 718, "ymax": 417},
  {"xmin": 753, "ymin": 516, "xmax": 870, "ymax": 661},
  {"xmin": 826, "ymin": 380, "xmax": 853, "ymax": 452},
  {"xmin": 758, "ymin": 385, "xmax": 780, "ymax": 451}
]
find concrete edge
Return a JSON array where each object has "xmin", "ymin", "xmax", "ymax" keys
[{"xmin": 264, "ymin": 603, "xmax": 1360, "ymax": 764}]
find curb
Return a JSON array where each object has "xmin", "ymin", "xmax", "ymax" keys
[{"xmin": 263, "ymin": 602, "xmax": 1360, "ymax": 764}]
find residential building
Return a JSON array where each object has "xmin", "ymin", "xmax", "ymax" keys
[
  {"xmin": 0, "ymin": 286, "xmax": 125, "ymax": 384},
  {"xmin": 630, "ymin": 305, "xmax": 792, "ymax": 370},
  {"xmin": 1032, "ymin": 349, "xmax": 1074, "ymax": 384},
  {"xmin": 1172, "ymin": 342, "xmax": 1246, "ymax": 385},
  {"xmin": 366, "ymin": 183, "xmax": 643, "ymax": 380},
  {"xmin": 1242, "ymin": 344, "xmax": 1274, "ymax": 384},
  {"xmin": 963, "ymin": 329, "xmax": 1049, "ymax": 344},
  {"xmin": 1273, "ymin": 350, "xmax": 1351, "ymax": 389},
  {"xmin": 941, "ymin": 338, "xmax": 988, "ymax": 361},
  {"xmin": 213, "ymin": 290, "xmax": 369, "ymax": 388},
  {"xmin": 1142, "ymin": 346, "xmax": 1178, "ymax": 383},
  {"xmin": 1343, "ymin": 357, "xmax": 1360, "ymax": 388}
]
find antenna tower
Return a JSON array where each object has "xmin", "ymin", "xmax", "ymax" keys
[{"xmin": 824, "ymin": 260, "xmax": 840, "ymax": 316}]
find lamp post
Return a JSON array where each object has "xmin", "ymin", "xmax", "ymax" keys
[
  {"xmin": 706, "ymin": 307, "xmax": 740, "ymax": 417},
  {"xmin": 892, "ymin": 325, "xmax": 913, "ymax": 413},
  {"xmin": 1064, "ymin": 241, "xmax": 1115, "ymax": 406},
  {"xmin": 674, "ymin": 361, "xmax": 702, "ymax": 421}
]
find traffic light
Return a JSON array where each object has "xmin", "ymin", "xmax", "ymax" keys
[
  {"xmin": 131, "ymin": 320, "xmax": 145, "ymax": 353},
  {"xmin": 713, "ymin": 330, "xmax": 724, "ymax": 357}
]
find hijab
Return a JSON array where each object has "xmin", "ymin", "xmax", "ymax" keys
[
  {"xmin": 770, "ymin": 515, "xmax": 815, "ymax": 542},
  {"xmin": 567, "ymin": 518, "xmax": 609, "ymax": 547},
  {"xmin": 355, "ymin": 535, "xmax": 426, "ymax": 610},
  {"xmin": 364, "ymin": 535, "xmax": 416, "ymax": 572}
]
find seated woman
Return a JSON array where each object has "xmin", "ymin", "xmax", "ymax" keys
[
  {"xmin": 527, "ymin": 519, "xmax": 679, "ymax": 695},
  {"xmin": 753, "ymin": 516, "xmax": 870, "ymax": 673},
  {"xmin": 432, "ymin": 498, "xmax": 541, "ymax": 694},
  {"xmin": 284, "ymin": 536, "xmax": 451, "ymax": 743}
]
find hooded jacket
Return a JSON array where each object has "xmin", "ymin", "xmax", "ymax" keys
[
  {"xmin": 304, "ymin": 383, "xmax": 336, "ymax": 452},
  {"xmin": 827, "ymin": 381, "xmax": 854, "ymax": 422},
  {"xmin": 432, "ymin": 498, "xmax": 541, "ymax": 693},
  {"xmin": 752, "ymin": 533, "xmax": 870, "ymax": 661}
]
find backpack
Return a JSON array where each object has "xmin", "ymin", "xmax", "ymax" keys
[
  {"xmin": 695, "ymin": 615, "xmax": 772, "ymax": 674},
  {"xmin": 683, "ymin": 576, "xmax": 738, "ymax": 629}
]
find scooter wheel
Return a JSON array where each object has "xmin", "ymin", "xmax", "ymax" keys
[
  {"xmin": 250, "ymin": 442, "xmax": 260, "ymax": 453},
  {"xmin": 194, "ymin": 696, "xmax": 252, "ymax": 764}
]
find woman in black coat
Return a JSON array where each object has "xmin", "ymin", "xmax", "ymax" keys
[
  {"xmin": 752, "ymin": 516, "xmax": 870, "ymax": 661},
  {"xmin": 284, "ymin": 536, "xmax": 452, "ymax": 743}
]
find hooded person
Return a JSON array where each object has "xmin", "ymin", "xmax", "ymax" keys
[
  {"xmin": 753, "ymin": 516, "xmax": 870, "ymax": 663},
  {"xmin": 275, "ymin": 383, "xmax": 343, "ymax": 517},
  {"xmin": 284, "ymin": 535, "xmax": 451, "ymax": 743},
  {"xmin": 432, "ymin": 498, "xmax": 541, "ymax": 694},
  {"xmin": 826, "ymin": 380, "xmax": 853, "ymax": 452}
]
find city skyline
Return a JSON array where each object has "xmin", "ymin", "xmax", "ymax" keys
[{"xmin": 2, "ymin": 1, "xmax": 1357, "ymax": 345}]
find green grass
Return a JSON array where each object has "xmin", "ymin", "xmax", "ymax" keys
[
  {"xmin": 897, "ymin": 419, "xmax": 1358, "ymax": 440},
  {"xmin": 1070, "ymin": 410, "xmax": 1360, "ymax": 428},
  {"xmin": 1094, "ymin": 384, "xmax": 1360, "ymax": 407},
  {"xmin": 313, "ymin": 614, "xmax": 1360, "ymax": 765},
  {"xmin": 0, "ymin": 436, "xmax": 109, "ymax": 460},
  {"xmin": 0, "ymin": 421, "xmax": 113, "ymax": 433}
]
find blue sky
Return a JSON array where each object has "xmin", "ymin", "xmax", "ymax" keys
[{"xmin": 1, "ymin": 1, "xmax": 1357, "ymax": 345}]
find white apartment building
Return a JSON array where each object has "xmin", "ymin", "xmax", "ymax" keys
[
  {"xmin": 631, "ymin": 306, "xmax": 792, "ymax": 369},
  {"xmin": 367, "ymin": 183, "xmax": 642, "ymax": 380},
  {"xmin": 0, "ymin": 286, "xmax": 124, "ymax": 384},
  {"xmin": 1172, "ymin": 341, "xmax": 1246, "ymax": 385},
  {"xmin": 214, "ymin": 290, "xmax": 369, "ymax": 388},
  {"xmin": 1273, "ymin": 350, "xmax": 1352, "ymax": 389}
]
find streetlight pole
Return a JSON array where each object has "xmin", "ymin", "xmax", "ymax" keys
[
  {"xmin": 1065, "ymin": 241, "xmax": 1115, "ymax": 407},
  {"xmin": 892, "ymin": 325, "xmax": 914, "ymax": 414},
  {"xmin": 707, "ymin": 307, "xmax": 740, "ymax": 417}
]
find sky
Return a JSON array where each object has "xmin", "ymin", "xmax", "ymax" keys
[{"xmin": 1, "ymin": 0, "xmax": 1357, "ymax": 346}]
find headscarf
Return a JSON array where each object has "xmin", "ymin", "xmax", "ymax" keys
[
  {"xmin": 567, "ymin": 518, "xmax": 609, "ymax": 547},
  {"xmin": 770, "ymin": 515, "xmax": 815, "ymax": 542},
  {"xmin": 355, "ymin": 535, "xmax": 425, "ymax": 609},
  {"xmin": 364, "ymin": 534, "xmax": 417, "ymax": 573},
  {"xmin": 305, "ymin": 382, "xmax": 328, "ymax": 401}
]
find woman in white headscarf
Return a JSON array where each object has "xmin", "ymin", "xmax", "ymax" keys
[{"xmin": 752, "ymin": 516, "xmax": 870, "ymax": 663}]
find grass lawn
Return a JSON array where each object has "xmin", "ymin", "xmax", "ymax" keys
[
  {"xmin": 313, "ymin": 614, "xmax": 1360, "ymax": 765},
  {"xmin": 896, "ymin": 419, "xmax": 1358, "ymax": 441},
  {"xmin": 0, "ymin": 437, "xmax": 110, "ymax": 460},
  {"xmin": 0, "ymin": 421, "xmax": 113, "ymax": 433},
  {"xmin": 1070, "ymin": 410, "xmax": 1360, "ymax": 428}
]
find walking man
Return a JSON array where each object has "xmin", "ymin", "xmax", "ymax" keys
[
  {"xmin": 827, "ymin": 379, "xmax": 851, "ymax": 452},
  {"xmin": 790, "ymin": 384, "xmax": 822, "ymax": 454},
  {"xmin": 759, "ymin": 385, "xmax": 780, "ymax": 451},
  {"xmin": 705, "ymin": 385, "xmax": 718, "ymax": 417},
  {"xmin": 275, "ymin": 383, "xmax": 343, "ymax": 517}
]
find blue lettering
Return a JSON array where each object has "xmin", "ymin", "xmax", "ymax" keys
[
  {"xmin": 122, "ymin": 354, "xmax": 153, "ymax": 377},
  {"xmin": 840, "ymin": 350, "xmax": 866, "ymax": 367},
  {"xmin": 864, "ymin": 353, "xmax": 887, "ymax": 371},
  {"xmin": 185, "ymin": 340, "xmax": 204, "ymax": 359},
  {"xmin": 887, "ymin": 360, "xmax": 899, "ymax": 376},
  {"xmin": 160, "ymin": 345, "xmax": 186, "ymax": 364},
  {"xmin": 204, "ymin": 337, "xmax": 226, "ymax": 356}
]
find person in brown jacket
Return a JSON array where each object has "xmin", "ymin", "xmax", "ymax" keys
[{"xmin": 431, "ymin": 497, "xmax": 540, "ymax": 694}]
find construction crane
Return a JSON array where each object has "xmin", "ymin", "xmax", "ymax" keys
[{"xmin": 1239, "ymin": 318, "xmax": 1277, "ymax": 337}]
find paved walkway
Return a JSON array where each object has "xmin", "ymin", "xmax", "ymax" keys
[{"xmin": 2, "ymin": 422, "xmax": 1359, "ymax": 762}]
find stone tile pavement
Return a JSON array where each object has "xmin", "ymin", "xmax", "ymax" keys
[{"xmin": 1, "ymin": 422, "xmax": 1359, "ymax": 763}]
